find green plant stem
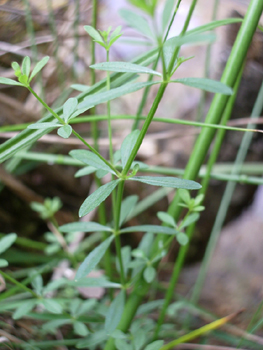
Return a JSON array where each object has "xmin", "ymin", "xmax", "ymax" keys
[
  {"xmin": 132, "ymin": 0, "xmax": 182, "ymax": 131},
  {"xmin": 27, "ymin": 86, "xmax": 119, "ymax": 176},
  {"xmin": 106, "ymin": 50, "xmax": 114, "ymax": 163},
  {"xmin": 0, "ymin": 270, "xmax": 39, "ymax": 298},
  {"xmin": 153, "ymin": 0, "xmax": 263, "ymax": 337},
  {"xmin": 73, "ymin": 0, "xmax": 80, "ymax": 80}
]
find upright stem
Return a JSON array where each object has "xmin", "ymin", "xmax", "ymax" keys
[
  {"xmin": 106, "ymin": 50, "xmax": 114, "ymax": 163},
  {"xmin": 0, "ymin": 270, "xmax": 39, "ymax": 298}
]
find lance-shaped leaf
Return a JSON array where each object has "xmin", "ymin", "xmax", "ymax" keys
[
  {"xmin": 121, "ymin": 130, "xmax": 140, "ymax": 169},
  {"xmin": 71, "ymin": 84, "xmax": 91, "ymax": 92},
  {"xmin": 180, "ymin": 213, "xmax": 200, "ymax": 229},
  {"xmin": 27, "ymin": 122, "xmax": 60, "ymax": 129},
  {"xmin": 79, "ymin": 81, "xmax": 159, "ymax": 110},
  {"xmin": 84, "ymin": 25, "xmax": 103, "ymax": 43},
  {"xmin": 119, "ymin": 9, "xmax": 154, "ymax": 39},
  {"xmin": 171, "ymin": 78, "xmax": 233, "ymax": 95},
  {"xmin": 162, "ymin": 0, "xmax": 174, "ymax": 33},
  {"xmin": 130, "ymin": 176, "xmax": 201, "ymax": 190},
  {"xmin": 13, "ymin": 300, "xmax": 37, "ymax": 320},
  {"xmin": 29, "ymin": 56, "xmax": 50, "ymax": 82},
  {"xmin": 75, "ymin": 166, "xmax": 96, "ymax": 178},
  {"xmin": 144, "ymin": 340, "xmax": 164, "ymax": 350},
  {"xmin": 157, "ymin": 212, "xmax": 176, "ymax": 228},
  {"xmin": 105, "ymin": 290, "xmax": 125, "ymax": 334},
  {"xmin": 186, "ymin": 18, "xmax": 243, "ymax": 36},
  {"xmin": 41, "ymin": 299, "xmax": 63, "ymax": 314},
  {"xmin": 120, "ymin": 225, "xmax": 178, "ymax": 235},
  {"xmin": 90, "ymin": 62, "xmax": 162, "ymax": 76},
  {"xmin": 0, "ymin": 77, "xmax": 24, "ymax": 86},
  {"xmin": 120, "ymin": 195, "xmax": 138, "ymax": 226},
  {"xmin": 63, "ymin": 97, "xmax": 78, "ymax": 122},
  {"xmin": 21, "ymin": 56, "xmax": 31, "ymax": 77},
  {"xmin": 71, "ymin": 277, "xmax": 121, "ymax": 288},
  {"xmin": 70, "ymin": 149, "xmax": 115, "ymax": 174},
  {"xmin": 59, "ymin": 221, "xmax": 113, "ymax": 233},
  {"xmin": 76, "ymin": 235, "xmax": 114, "ymax": 280},
  {"xmin": 0, "ymin": 233, "xmax": 17, "ymax": 254},
  {"xmin": 79, "ymin": 180, "xmax": 120, "ymax": 217}
]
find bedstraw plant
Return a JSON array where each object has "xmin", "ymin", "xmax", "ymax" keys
[{"xmin": 0, "ymin": 0, "xmax": 262, "ymax": 349}]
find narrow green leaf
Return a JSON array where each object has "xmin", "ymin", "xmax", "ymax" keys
[
  {"xmin": 71, "ymin": 277, "xmax": 121, "ymax": 288},
  {"xmin": 21, "ymin": 56, "xmax": 31, "ymax": 76},
  {"xmin": 105, "ymin": 290, "xmax": 125, "ymax": 334},
  {"xmin": 70, "ymin": 149, "xmax": 115, "ymax": 174},
  {"xmin": 119, "ymin": 9, "xmax": 153, "ymax": 39},
  {"xmin": 143, "ymin": 266, "xmax": 156, "ymax": 283},
  {"xmin": 120, "ymin": 225, "xmax": 177, "ymax": 235},
  {"xmin": 0, "ymin": 259, "xmax": 8, "ymax": 267},
  {"xmin": 41, "ymin": 299, "xmax": 63, "ymax": 314},
  {"xmin": 29, "ymin": 56, "xmax": 50, "ymax": 82},
  {"xmin": 121, "ymin": 130, "xmax": 140, "ymax": 169},
  {"xmin": 95, "ymin": 169, "xmax": 108, "ymax": 179},
  {"xmin": 91, "ymin": 62, "xmax": 161, "ymax": 76},
  {"xmin": 133, "ymin": 329, "xmax": 146, "ymax": 350},
  {"xmin": 0, "ymin": 77, "xmax": 24, "ymax": 86},
  {"xmin": 112, "ymin": 329, "xmax": 127, "ymax": 339},
  {"xmin": 75, "ymin": 235, "xmax": 114, "ymax": 280},
  {"xmin": 63, "ymin": 98, "xmax": 78, "ymax": 122},
  {"xmin": 77, "ymin": 330, "xmax": 108, "ymax": 348},
  {"xmin": 171, "ymin": 78, "xmax": 233, "ymax": 95},
  {"xmin": 74, "ymin": 321, "xmax": 89, "ymax": 336},
  {"xmin": 186, "ymin": 18, "xmax": 243, "ymax": 36},
  {"xmin": 79, "ymin": 81, "xmax": 159, "ymax": 110},
  {"xmin": 145, "ymin": 340, "xmax": 164, "ymax": 350},
  {"xmin": 84, "ymin": 25, "xmax": 103, "ymax": 43},
  {"xmin": 131, "ymin": 176, "xmax": 201, "ymax": 190},
  {"xmin": 157, "ymin": 212, "xmax": 176, "ymax": 227},
  {"xmin": 30, "ymin": 271, "xmax": 43, "ymax": 295},
  {"xmin": 42, "ymin": 319, "xmax": 71, "ymax": 332},
  {"xmin": 115, "ymin": 339, "xmax": 133, "ymax": 350},
  {"xmin": 176, "ymin": 232, "xmax": 189, "ymax": 246},
  {"xmin": 59, "ymin": 221, "xmax": 112, "ymax": 233},
  {"xmin": 79, "ymin": 180, "xmax": 120, "ymax": 217},
  {"xmin": 180, "ymin": 213, "xmax": 200, "ymax": 229},
  {"xmin": 13, "ymin": 300, "xmax": 37, "ymax": 319},
  {"xmin": 179, "ymin": 189, "xmax": 191, "ymax": 204},
  {"xmin": 11, "ymin": 61, "xmax": 20, "ymax": 72},
  {"xmin": 57, "ymin": 125, "xmax": 72, "ymax": 138},
  {"xmin": 75, "ymin": 166, "xmax": 96, "ymax": 178},
  {"xmin": 71, "ymin": 84, "xmax": 90, "ymax": 92},
  {"xmin": 120, "ymin": 195, "xmax": 138, "ymax": 226},
  {"xmin": 162, "ymin": 0, "xmax": 174, "ymax": 33},
  {"xmin": 0, "ymin": 233, "xmax": 17, "ymax": 254},
  {"xmin": 27, "ymin": 122, "xmax": 59, "ymax": 129}
]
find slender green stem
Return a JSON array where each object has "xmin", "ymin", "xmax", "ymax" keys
[
  {"xmin": 73, "ymin": 0, "xmax": 80, "ymax": 80},
  {"xmin": 106, "ymin": 50, "xmax": 114, "ymax": 163},
  {"xmin": 27, "ymin": 86, "xmax": 119, "ymax": 176},
  {"xmin": 0, "ymin": 270, "xmax": 39, "ymax": 298}
]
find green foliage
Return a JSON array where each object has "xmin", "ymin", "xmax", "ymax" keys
[{"xmin": 31, "ymin": 197, "xmax": 62, "ymax": 220}]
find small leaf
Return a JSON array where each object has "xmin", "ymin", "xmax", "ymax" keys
[
  {"xmin": 119, "ymin": 9, "xmax": 153, "ymax": 39},
  {"xmin": 171, "ymin": 78, "xmax": 233, "ymax": 95},
  {"xmin": 71, "ymin": 277, "xmax": 121, "ymax": 289},
  {"xmin": 179, "ymin": 189, "xmax": 191, "ymax": 204},
  {"xmin": 177, "ymin": 232, "xmax": 189, "ymax": 246},
  {"xmin": 73, "ymin": 321, "xmax": 89, "ymax": 336},
  {"xmin": 21, "ymin": 56, "xmax": 31, "ymax": 76},
  {"xmin": 75, "ymin": 235, "xmax": 114, "ymax": 280},
  {"xmin": 0, "ymin": 77, "xmax": 23, "ymax": 86},
  {"xmin": 112, "ymin": 329, "xmax": 128, "ymax": 339},
  {"xmin": 91, "ymin": 62, "xmax": 161, "ymax": 76},
  {"xmin": 13, "ymin": 300, "xmax": 37, "ymax": 319},
  {"xmin": 57, "ymin": 125, "xmax": 72, "ymax": 138},
  {"xmin": 120, "ymin": 195, "xmax": 138, "ymax": 226},
  {"xmin": 75, "ymin": 166, "xmax": 96, "ymax": 178},
  {"xmin": 143, "ymin": 266, "xmax": 156, "ymax": 283},
  {"xmin": 194, "ymin": 205, "xmax": 205, "ymax": 212},
  {"xmin": 105, "ymin": 290, "xmax": 125, "ymax": 334},
  {"xmin": 144, "ymin": 340, "xmax": 164, "ymax": 350},
  {"xmin": 0, "ymin": 233, "xmax": 17, "ymax": 254},
  {"xmin": 157, "ymin": 212, "xmax": 176, "ymax": 227},
  {"xmin": 29, "ymin": 56, "xmax": 49, "ymax": 82},
  {"xmin": 27, "ymin": 122, "xmax": 59, "ymax": 129},
  {"xmin": 30, "ymin": 271, "xmax": 43, "ymax": 295},
  {"xmin": 71, "ymin": 84, "xmax": 90, "ymax": 91},
  {"xmin": 78, "ymin": 81, "xmax": 159, "ymax": 110},
  {"xmin": 0, "ymin": 259, "xmax": 8, "ymax": 267},
  {"xmin": 120, "ymin": 225, "xmax": 177, "ymax": 235},
  {"xmin": 84, "ymin": 25, "xmax": 103, "ymax": 43},
  {"xmin": 187, "ymin": 18, "xmax": 243, "ymax": 36},
  {"xmin": 42, "ymin": 319, "xmax": 71, "ymax": 332},
  {"xmin": 63, "ymin": 98, "xmax": 78, "ymax": 122},
  {"xmin": 18, "ymin": 74, "xmax": 28, "ymax": 85},
  {"xmin": 115, "ymin": 339, "xmax": 133, "ymax": 350},
  {"xmin": 41, "ymin": 299, "xmax": 63, "ymax": 314},
  {"xmin": 180, "ymin": 213, "xmax": 200, "ymax": 229},
  {"xmin": 59, "ymin": 221, "xmax": 112, "ymax": 233},
  {"xmin": 162, "ymin": 0, "xmax": 174, "ymax": 33},
  {"xmin": 131, "ymin": 176, "xmax": 201, "ymax": 190},
  {"xmin": 133, "ymin": 329, "xmax": 146, "ymax": 350},
  {"xmin": 11, "ymin": 61, "xmax": 20, "ymax": 72},
  {"xmin": 79, "ymin": 180, "xmax": 120, "ymax": 217},
  {"xmin": 121, "ymin": 130, "xmax": 140, "ymax": 169},
  {"xmin": 70, "ymin": 149, "xmax": 115, "ymax": 174}
]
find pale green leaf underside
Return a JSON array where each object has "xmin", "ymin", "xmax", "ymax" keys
[
  {"xmin": 79, "ymin": 180, "xmax": 120, "ymax": 217},
  {"xmin": 105, "ymin": 290, "xmax": 125, "ymax": 334},
  {"xmin": 121, "ymin": 130, "xmax": 140, "ymax": 169},
  {"xmin": 119, "ymin": 9, "xmax": 153, "ymax": 39},
  {"xmin": 90, "ymin": 62, "xmax": 162, "ymax": 76},
  {"xmin": 29, "ymin": 56, "xmax": 50, "ymax": 82},
  {"xmin": 75, "ymin": 235, "xmax": 114, "ymax": 280},
  {"xmin": 57, "ymin": 125, "xmax": 72, "ymax": 138},
  {"xmin": 70, "ymin": 149, "xmax": 115, "ymax": 174},
  {"xmin": 171, "ymin": 78, "xmax": 233, "ymax": 95},
  {"xmin": 75, "ymin": 166, "xmax": 96, "ymax": 178},
  {"xmin": 59, "ymin": 221, "xmax": 112, "ymax": 233},
  {"xmin": 79, "ymin": 81, "xmax": 159, "ymax": 110},
  {"xmin": 27, "ymin": 122, "xmax": 59, "ymax": 129},
  {"xmin": 120, "ymin": 225, "xmax": 178, "ymax": 235},
  {"xmin": 71, "ymin": 277, "xmax": 121, "ymax": 288},
  {"xmin": 131, "ymin": 176, "xmax": 201, "ymax": 190},
  {"xmin": 0, "ymin": 77, "xmax": 23, "ymax": 86},
  {"xmin": 0, "ymin": 233, "xmax": 17, "ymax": 254}
]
